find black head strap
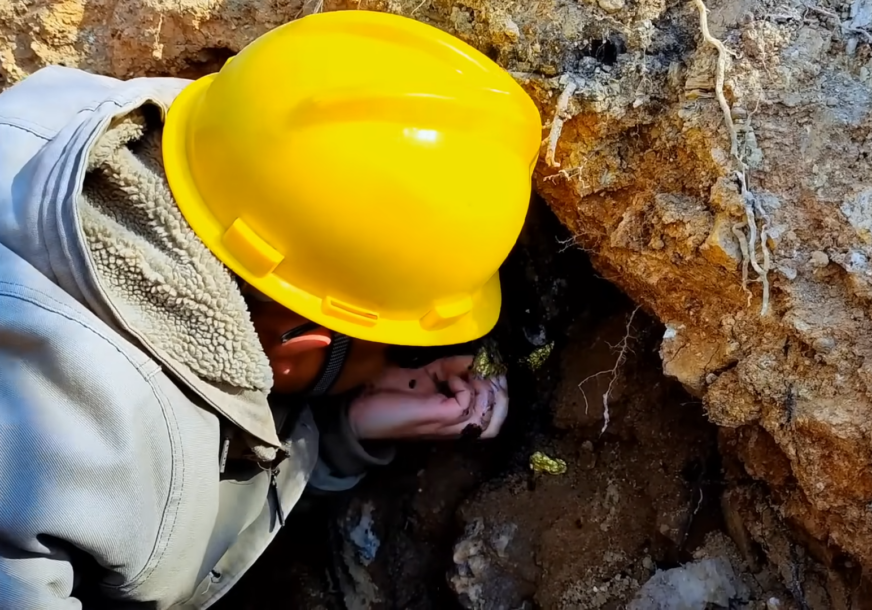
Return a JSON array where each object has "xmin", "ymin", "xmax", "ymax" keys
[
  {"xmin": 308, "ymin": 332, "xmax": 352, "ymax": 397},
  {"xmin": 280, "ymin": 323, "xmax": 352, "ymax": 397}
]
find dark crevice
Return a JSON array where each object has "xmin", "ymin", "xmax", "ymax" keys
[
  {"xmin": 578, "ymin": 34, "xmax": 627, "ymax": 67},
  {"xmin": 170, "ymin": 46, "xmax": 236, "ymax": 79}
]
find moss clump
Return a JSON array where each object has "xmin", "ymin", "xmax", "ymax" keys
[
  {"xmin": 471, "ymin": 339, "xmax": 507, "ymax": 379},
  {"xmin": 525, "ymin": 342, "xmax": 554, "ymax": 371},
  {"xmin": 529, "ymin": 451, "xmax": 567, "ymax": 475}
]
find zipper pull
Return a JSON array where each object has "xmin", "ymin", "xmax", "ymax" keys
[
  {"xmin": 219, "ymin": 427, "xmax": 235, "ymax": 475},
  {"xmin": 219, "ymin": 436, "xmax": 230, "ymax": 474},
  {"xmin": 270, "ymin": 468, "xmax": 285, "ymax": 528}
]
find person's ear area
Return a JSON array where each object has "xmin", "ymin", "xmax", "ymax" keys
[{"xmin": 268, "ymin": 333, "xmax": 332, "ymax": 393}]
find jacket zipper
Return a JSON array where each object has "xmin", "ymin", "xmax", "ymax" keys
[{"xmin": 270, "ymin": 467, "xmax": 285, "ymax": 528}]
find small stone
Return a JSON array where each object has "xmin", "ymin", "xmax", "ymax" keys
[
  {"xmin": 781, "ymin": 92, "xmax": 803, "ymax": 107},
  {"xmin": 847, "ymin": 36, "xmax": 859, "ymax": 56},
  {"xmin": 777, "ymin": 264, "xmax": 798, "ymax": 280},
  {"xmin": 488, "ymin": 14, "xmax": 520, "ymax": 45},
  {"xmin": 730, "ymin": 106, "xmax": 748, "ymax": 119},
  {"xmin": 642, "ymin": 556, "xmax": 655, "ymax": 570},
  {"xmin": 812, "ymin": 336, "xmax": 836, "ymax": 354},
  {"xmin": 597, "ymin": 0, "xmax": 625, "ymax": 13},
  {"xmin": 810, "ymin": 251, "xmax": 830, "ymax": 268},
  {"xmin": 700, "ymin": 214, "xmax": 742, "ymax": 271}
]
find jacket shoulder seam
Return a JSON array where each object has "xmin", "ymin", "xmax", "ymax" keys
[
  {"xmin": 0, "ymin": 98, "xmax": 124, "ymax": 142},
  {"xmin": 0, "ymin": 280, "xmax": 152, "ymax": 373},
  {"xmin": 0, "ymin": 119, "xmax": 52, "ymax": 141}
]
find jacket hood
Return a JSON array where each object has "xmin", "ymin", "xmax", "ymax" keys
[
  {"xmin": 79, "ymin": 107, "xmax": 281, "ymax": 458},
  {"xmin": 0, "ymin": 68, "xmax": 282, "ymax": 456},
  {"xmin": 80, "ymin": 109, "xmax": 273, "ymax": 394}
]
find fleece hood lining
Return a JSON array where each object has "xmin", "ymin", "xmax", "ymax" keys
[{"xmin": 76, "ymin": 108, "xmax": 279, "ymax": 456}]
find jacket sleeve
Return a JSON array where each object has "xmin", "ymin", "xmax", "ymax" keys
[
  {"xmin": 307, "ymin": 395, "xmax": 395, "ymax": 493},
  {"xmin": 0, "ymin": 280, "xmax": 184, "ymax": 608}
]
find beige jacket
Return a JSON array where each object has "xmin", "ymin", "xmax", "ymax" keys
[{"xmin": 0, "ymin": 66, "xmax": 390, "ymax": 609}]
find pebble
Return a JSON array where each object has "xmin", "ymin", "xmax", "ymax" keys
[
  {"xmin": 809, "ymin": 250, "xmax": 829, "ymax": 268},
  {"xmin": 812, "ymin": 336, "xmax": 836, "ymax": 354},
  {"xmin": 597, "ymin": 0, "xmax": 625, "ymax": 13}
]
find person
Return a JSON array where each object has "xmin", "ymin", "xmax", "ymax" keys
[{"xmin": 0, "ymin": 9, "xmax": 541, "ymax": 609}]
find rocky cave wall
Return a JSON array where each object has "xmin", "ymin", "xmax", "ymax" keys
[{"xmin": 5, "ymin": 0, "xmax": 872, "ymax": 601}]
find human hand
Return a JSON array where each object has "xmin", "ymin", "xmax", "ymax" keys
[
  {"xmin": 366, "ymin": 355, "xmax": 474, "ymax": 395},
  {"xmin": 348, "ymin": 362, "xmax": 508, "ymax": 441}
]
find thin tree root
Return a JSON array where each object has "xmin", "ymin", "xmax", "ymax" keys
[
  {"xmin": 694, "ymin": 0, "xmax": 774, "ymax": 314},
  {"xmin": 693, "ymin": 0, "xmax": 740, "ymax": 161},
  {"xmin": 578, "ymin": 306, "xmax": 640, "ymax": 435},
  {"xmin": 732, "ymin": 222, "xmax": 753, "ymax": 305},
  {"xmin": 738, "ymin": 172, "xmax": 771, "ymax": 315},
  {"xmin": 545, "ymin": 80, "xmax": 578, "ymax": 168}
]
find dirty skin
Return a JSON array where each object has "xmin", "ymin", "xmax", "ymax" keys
[{"xmin": 428, "ymin": 342, "xmax": 502, "ymax": 437}]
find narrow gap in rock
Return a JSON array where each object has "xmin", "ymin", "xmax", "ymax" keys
[
  {"xmin": 213, "ymin": 195, "xmax": 725, "ymax": 610},
  {"xmin": 578, "ymin": 35, "xmax": 626, "ymax": 67},
  {"xmin": 170, "ymin": 47, "xmax": 236, "ymax": 79}
]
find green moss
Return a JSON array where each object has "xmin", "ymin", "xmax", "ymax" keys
[
  {"xmin": 529, "ymin": 451, "xmax": 567, "ymax": 475},
  {"xmin": 525, "ymin": 341, "xmax": 554, "ymax": 371},
  {"xmin": 471, "ymin": 340, "xmax": 507, "ymax": 379}
]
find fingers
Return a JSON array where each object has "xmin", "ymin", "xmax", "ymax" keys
[
  {"xmin": 369, "ymin": 356, "xmax": 477, "ymax": 398},
  {"xmin": 369, "ymin": 365, "xmax": 436, "ymax": 395},
  {"xmin": 481, "ymin": 375, "xmax": 508, "ymax": 439},
  {"xmin": 349, "ymin": 377, "xmax": 477, "ymax": 440},
  {"xmin": 347, "ymin": 391, "xmax": 412, "ymax": 440},
  {"xmin": 468, "ymin": 378, "xmax": 494, "ymax": 424},
  {"xmin": 446, "ymin": 375, "xmax": 474, "ymax": 413},
  {"xmin": 348, "ymin": 373, "xmax": 507, "ymax": 441},
  {"xmin": 425, "ymin": 355, "xmax": 475, "ymax": 382},
  {"xmin": 436, "ymin": 377, "xmax": 505, "ymax": 438}
]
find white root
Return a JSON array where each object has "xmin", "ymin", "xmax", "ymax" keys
[
  {"xmin": 578, "ymin": 306, "xmax": 640, "ymax": 435},
  {"xmin": 694, "ymin": 0, "xmax": 773, "ymax": 315},
  {"xmin": 737, "ymin": 172, "xmax": 772, "ymax": 315},
  {"xmin": 732, "ymin": 222, "xmax": 753, "ymax": 305},
  {"xmin": 693, "ymin": 0, "xmax": 740, "ymax": 161},
  {"xmin": 545, "ymin": 80, "xmax": 578, "ymax": 168}
]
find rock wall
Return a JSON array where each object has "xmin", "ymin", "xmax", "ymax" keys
[{"xmin": 5, "ymin": 0, "xmax": 872, "ymax": 593}]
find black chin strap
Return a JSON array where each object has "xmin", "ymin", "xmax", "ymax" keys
[{"xmin": 281, "ymin": 323, "xmax": 352, "ymax": 397}]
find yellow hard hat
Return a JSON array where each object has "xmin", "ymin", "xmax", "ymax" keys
[{"xmin": 163, "ymin": 10, "xmax": 542, "ymax": 346}]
